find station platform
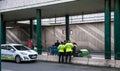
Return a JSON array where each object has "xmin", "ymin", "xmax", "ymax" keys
[{"xmin": 37, "ymin": 52, "xmax": 120, "ymax": 68}]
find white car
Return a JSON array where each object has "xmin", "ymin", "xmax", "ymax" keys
[{"xmin": 1, "ymin": 43, "xmax": 38, "ymax": 63}]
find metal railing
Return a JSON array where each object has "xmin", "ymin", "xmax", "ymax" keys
[
  {"xmin": 18, "ymin": 12, "xmax": 114, "ymax": 25},
  {"xmin": 41, "ymin": 12, "xmax": 114, "ymax": 25}
]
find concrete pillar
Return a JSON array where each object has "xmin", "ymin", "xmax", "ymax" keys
[
  {"xmin": 105, "ymin": 0, "xmax": 111, "ymax": 59},
  {"xmin": 36, "ymin": 9, "xmax": 42, "ymax": 54},
  {"xmin": 0, "ymin": 13, "xmax": 3, "ymax": 71},
  {"xmin": 30, "ymin": 19, "xmax": 34, "ymax": 49},
  {"xmin": 30, "ymin": 19, "xmax": 34, "ymax": 40},
  {"xmin": 65, "ymin": 15, "xmax": 70, "ymax": 41},
  {"xmin": 0, "ymin": 14, "xmax": 6, "ymax": 44},
  {"xmin": 114, "ymin": 0, "xmax": 120, "ymax": 60},
  {"xmin": 2, "ymin": 21, "xmax": 6, "ymax": 44}
]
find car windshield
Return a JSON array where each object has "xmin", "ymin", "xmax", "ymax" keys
[{"xmin": 14, "ymin": 45, "xmax": 29, "ymax": 50}]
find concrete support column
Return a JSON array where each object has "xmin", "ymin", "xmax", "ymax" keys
[
  {"xmin": 0, "ymin": 13, "xmax": 3, "ymax": 71},
  {"xmin": 30, "ymin": 19, "xmax": 34, "ymax": 40},
  {"xmin": 105, "ymin": 0, "xmax": 111, "ymax": 59},
  {"xmin": 30, "ymin": 19, "xmax": 34, "ymax": 50},
  {"xmin": 114, "ymin": 0, "xmax": 120, "ymax": 60},
  {"xmin": 2, "ymin": 21, "xmax": 6, "ymax": 44},
  {"xmin": 65, "ymin": 15, "xmax": 70, "ymax": 41},
  {"xmin": 36, "ymin": 9, "xmax": 42, "ymax": 54},
  {"xmin": 0, "ymin": 14, "xmax": 6, "ymax": 44}
]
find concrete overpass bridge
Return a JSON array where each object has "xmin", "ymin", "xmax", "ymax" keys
[{"xmin": 0, "ymin": 0, "xmax": 120, "ymax": 61}]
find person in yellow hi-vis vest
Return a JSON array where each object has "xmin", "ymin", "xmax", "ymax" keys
[
  {"xmin": 65, "ymin": 41, "xmax": 74, "ymax": 63},
  {"xmin": 58, "ymin": 42, "xmax": 65, "ymax": 63}
]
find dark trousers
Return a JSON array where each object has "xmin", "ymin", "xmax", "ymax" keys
[
  {"xmin": 58, "ymin": 52, "xmax": 64, "ymax": 63},
  {"xmin": 65, "ymin": 52, "xmax": 72, "ymax": 63}
]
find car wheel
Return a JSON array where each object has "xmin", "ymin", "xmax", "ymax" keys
[{"xmin": 15, "ymin": 56, "xmax": 21, "ymax": 63}]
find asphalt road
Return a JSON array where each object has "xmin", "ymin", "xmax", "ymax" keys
[{"xmin": 2, "ymin": 61, "xmax": 120, "ymax": 71}]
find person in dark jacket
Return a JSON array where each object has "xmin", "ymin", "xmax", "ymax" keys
[
  {"xmin": 55, "ymin": 40, "xmax": 60, "ymax": 47},
  {"xmin": 72, "ymin": 42, "xmax": 77, "ymax": 57}
]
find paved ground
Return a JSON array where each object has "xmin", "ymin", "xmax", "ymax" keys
[{"xmin": 2, "ymin": 61, "xmax": 120, "ymax": 71}]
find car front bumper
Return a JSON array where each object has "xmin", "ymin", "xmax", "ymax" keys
[{"xmin": 21, "ymin": 54, "xmax": 38, "ymax": 61}]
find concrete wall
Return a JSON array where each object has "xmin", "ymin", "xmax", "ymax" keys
[
  {"xmin": 6, "ymin": 27, "xmax": 29, "ymax": 44},
  {"xmin": 42, "ymin": 22, "xmax": 114, "ymax": 52},
  {"xmin": 6, "ymin": 22, "xmax": 114, "ymax": 52}
]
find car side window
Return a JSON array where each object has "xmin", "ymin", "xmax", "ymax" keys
[
  {"xmin": 7, "ymin": 46, "xmax": 14, "ymax": 50},
  {"xmin": 1, "ymin": 46, "xmax": 7, "ymax": 50}
]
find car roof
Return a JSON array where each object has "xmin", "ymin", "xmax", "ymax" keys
[{"xmin": 1, "ymin": 43, "xmax": 23, "ymax": 46}]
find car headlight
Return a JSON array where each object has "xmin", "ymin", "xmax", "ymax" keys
[{"xmin": 20, "ymin": 52, "xmax": 27, "ymax": 55}]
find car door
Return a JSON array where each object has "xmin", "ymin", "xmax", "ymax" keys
[
  {"xmin": 5, "ymin": 45, "xmax": 16, "ymax": 60},
  {"xmin": 1, "ymin": 45, "xmax": 8, "ymax": 60}
]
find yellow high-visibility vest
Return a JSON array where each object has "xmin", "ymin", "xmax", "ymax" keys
[
  {"xmin": 58, "ymin": 44, "xmax": 65, "ymax": 52},
  {"xmin": 65, "ymin": 43, "xmax": 74, "ymax": 52}
]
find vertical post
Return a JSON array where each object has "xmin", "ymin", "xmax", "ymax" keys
[
  {"xmin": 2, "ymin": 21, "xmax": 6, "ymax": 44},
  {"xmin": 104, "ymin": 0, "xmax": 111, "ymax": 59},
  {"xmin": 82, "ymin": 12, "xmax": 84, "ymax": 22},
  {"xmin": 0, "ymin": 13, "xmax": 3, "ymax": 71},
  {"xmin": 36, "ymin": 9, "xmax": 42, "ymax": 54},
  {"xmin": 30, "ymin": 19, "xmax": 34, "ymax": 49},
  {"xmin": 114, "ymin": 0, "xmax": 120, "ymax": 60},
  {"xmin": 30, "ymin": 19, "xmax": 34, "ymax": 40},
  {"xmin": 65, "ymin": 15, "xmax": 70, "ymax": 41},
  {"xmin": 0, "ymin": 14, "xmax": 6, "ymax": 44},
  {"xmin": 55, "ymin": 16, "xmax": 56, "ymax": 24}
]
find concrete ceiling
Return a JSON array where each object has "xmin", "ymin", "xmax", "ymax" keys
[{"xmin": 3, "ymin": 0, "xmax": 114, "ymax": 22}]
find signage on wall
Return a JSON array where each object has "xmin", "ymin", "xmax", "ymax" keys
[
  {"xmin": 62, "ymin": 30, "xmax": 73, "ymax": 35},
  {"xmin": 70, "ymin": 30, "xmax": 73, "ymax": 35}
]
